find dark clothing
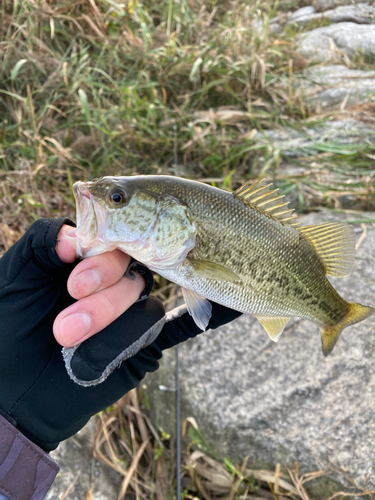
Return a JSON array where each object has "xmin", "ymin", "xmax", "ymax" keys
[
  {"xmin": 0, "ymin": 219, "xmax": 241, "ymax": 499},
  {"xmin": 0, "ymin": 415, "xmax": 58, "ymax": 500}
]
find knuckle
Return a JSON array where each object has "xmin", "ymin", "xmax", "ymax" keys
[{"xmin": 98, "ymin": 293, "xmax": 119, "ymax": 319}]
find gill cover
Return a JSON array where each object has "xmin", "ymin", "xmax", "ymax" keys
[{"xmin": 132, "ymin": 195, "xmax": 197, "ymax": 270}]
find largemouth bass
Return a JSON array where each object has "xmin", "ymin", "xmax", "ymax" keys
[{"xmin": 73, "ymin": 175, "xmax": 374, "ymax": 355}]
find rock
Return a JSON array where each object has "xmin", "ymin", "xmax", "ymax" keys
[
  {"xmin": 263, "ymin": 4, "xmax": 375, "ymax": 36},
  {"xmin": 255, "ymin": 119, "xmax": 375, "ymax": 157},
  {"xmin": 290, "ymin": 4, "xmax": 375, "ymax": 26},
  {"xmin": 313, "ymin": 0, "xmax": 374, "ymax": 13},
  {"xmin": 299, "ymin": 65, "xmax": 375, "ymax": 111},
  {"xmin": 145, "ymin": 211, "xmax": 375, "ymax": 495},
  {"xmin": 297, "ymin": 23, "xmax": 375, "ymax": 63},
  {"xmin": 49, "ymin": 418, "xmax": 121, "ymax": 500},
  {"xmin": 288, "ymin": 6, "xmax": 317, "ymax": 22},
  {"xmin": 320, "ymin": 4, "xmax": 375, "ymax": 24}
]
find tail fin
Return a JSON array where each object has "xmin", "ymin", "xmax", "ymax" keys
[{"xmin": 320, "ymin": 303, "xmax": 374, "ymax": 356}]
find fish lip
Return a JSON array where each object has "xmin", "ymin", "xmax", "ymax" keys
[
  {"xmin": 73, "ymin": 182, "xmax": 92, "ymax": 235},
  {"xmin": 73, "ymin": 181, "xmax": 109, "ymax": 256}
]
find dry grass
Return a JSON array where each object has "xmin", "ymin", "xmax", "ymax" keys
[
  {"xmin": 93, "ymin": 390, "xmax": 315, "ymax": 500},
  {"xmin": 1, "ymin": 0, "xmax": 374, "ymax": 255}
]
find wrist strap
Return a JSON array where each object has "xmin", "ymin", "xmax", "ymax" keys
[{"xmin": 124, "ymin": 260, "xmax": 154, "ymax": 302}]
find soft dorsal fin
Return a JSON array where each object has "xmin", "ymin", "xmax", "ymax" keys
[
  {"xmin": 299, "ymin": 223, "xmax": 355, "ymax": 277},
  {"xmin": 233, "ymin": 179, "xmax": 296, "ymax": 224}
]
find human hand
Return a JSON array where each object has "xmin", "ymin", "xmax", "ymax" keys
[
  {"xmin": 52, "ymin": 224, "xmax": 146, "ymax": 347},
  {"xmin": 0, "ymin": 218, "xmax": 241, "ymax": 452}
]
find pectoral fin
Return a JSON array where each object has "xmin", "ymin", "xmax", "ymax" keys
[
  {"xmin": 188, "ymin": 258, "xmax": 241, "ymax": 282},
  {"xmin": 255, "ymin": 315, "xmax": 291, "ymax": 342},
  {"xmin": 181, "ymin": 287, "xmax": 212, "ymax": 331}
]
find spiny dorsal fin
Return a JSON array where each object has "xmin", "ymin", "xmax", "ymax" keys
[
  {"xmin": 299, "ymin": 223, "xmax": 355, "ymax": 277},
  {"xmin": 233, "ymin": 179, "xmax": 296, "ymax": 225}
]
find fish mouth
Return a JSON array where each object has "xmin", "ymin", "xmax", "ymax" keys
[{"xmin": 73, "ymin": 181, "xmax": 113, "ymax": 258}]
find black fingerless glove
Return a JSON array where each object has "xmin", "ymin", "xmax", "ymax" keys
[{"xmin": 0, "ymin": 218, "xmax": 241, "ymax": 453}]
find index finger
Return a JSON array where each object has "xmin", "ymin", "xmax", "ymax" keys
[{"xmin": 56, "ymin": 224, "xmax": 132, "ymax": 300}]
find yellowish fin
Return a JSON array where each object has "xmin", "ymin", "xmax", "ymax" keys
[
  {"xmin": 233, "ymin": 179, "xmax": 296, "ymax": 224},
  {"xmin": 320, "ymin": 302, "xmax": 374, "ymax": 356},
  {"xmin": 188, "ymin": 258, "xmax": 241, "ymax": 282},
  {"xmin": 255, "ymin": 315, "xmax": 291, "ymax": 341},
  {"xmin": 299, "ymin": 223, "xmax": 355, "ymax": 277}
]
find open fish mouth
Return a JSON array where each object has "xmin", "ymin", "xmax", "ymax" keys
[{"xmin": 73, "ymin": 182, "xmax": 116, "ymax": 258}]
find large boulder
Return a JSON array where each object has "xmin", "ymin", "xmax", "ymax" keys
[
  {"xmin": 255, "ymin": 119, "xmax": 375, "ymax": 157},
  {"xmin": 297, "ymin": 23, "xmax": 375, "ymax": 63},
  {"xmin": 313, "ymin": 0, "xmax": 375, "ymax": 13},
  {"xmin": 289, "ymin": 4, "xmax": 375, "ymax": 27},
  {"xmin": 145, "ymin": 211, "xmax": 375, "ymax": 496},
  {"xmin": 298, "ymin": 65, "xmax": 375, "ymax": 111}
]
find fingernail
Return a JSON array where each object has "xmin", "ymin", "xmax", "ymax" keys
[
  {"xmin": 59, "ymin": 312, "xmax": 92, "ymax": 345},
  {"xmin": 67, "ymin": 227, "xmax": 77, "ymax": 237},
  {"xmin": 73, "ymin": 269, "xmax": 101, "ymax": 296}
]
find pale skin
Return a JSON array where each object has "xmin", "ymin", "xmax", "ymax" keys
[{"xmin": 53, "ymin": 224, "xmax": 145, "ymax": 347}]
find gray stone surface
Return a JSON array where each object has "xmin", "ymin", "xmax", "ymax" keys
[
  {"xmin": 298, "ymin": 65, "xmax": 375, "ymax": 111},
  {"xmin": 289, "ymin": 6, "xmax": 317, "ymax": 22},
  {"xmin": 260, "ymin": 3, "xmax": 375, "ymax": 38},
  {"xmin": 256, "ymin": 119, "xmax": 375, "ymax": 157},
  {"xmin": 49, "ymin": 418, "xmax": 121, "ymax": 499},
  {"xmin": 320, "ymin": 4, "xmax": 375, "ymax": 24},
  {"xmin": 297, "ymin": 23, "xmax": 375, "ymax": 63},
  {"xmin": 145, "ymin": 211, "xmax": 375, "ymax": 494},
  {"xmin": 313, "ymin": 0, "xmax": 375, "ymax": 13},
  {"xmin": 288, "ymin": 4, "xmax": 375, "ymax": 26}
]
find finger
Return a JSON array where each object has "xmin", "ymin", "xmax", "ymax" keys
[
  {"xmin": 53, "ymin": 273, "xmax": 146, "ymax": 347},
  {"xmin": 55, "ymin": 225, "xmax": 77, "ymax": 263},
  {"xmin": 67, "ymin": 249, "xmax": 131, "ymax": 300}
]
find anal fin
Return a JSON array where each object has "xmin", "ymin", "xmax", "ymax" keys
[
  {"xmin": 255, "ymin": 315, "xmax": 291, "ymax": 342},
  {"xmin": 182, "ymin": 287, "xmax": 212, "ymax": 331}
]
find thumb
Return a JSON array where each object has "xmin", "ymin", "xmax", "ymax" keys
[{"xmin": 55, "ymin": 224, "xmax": 78, "ymax": 264}]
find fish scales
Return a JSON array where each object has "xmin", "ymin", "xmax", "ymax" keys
[
  {"xmin": 127, "ymin": 177, "xmax": 346, "ymax": 324},
  {"xmin": 73, "ymin": 175, "xmax": 374, "ymax": 355}
]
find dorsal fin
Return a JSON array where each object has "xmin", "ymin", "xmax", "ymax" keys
[
  {"xmin": 233, "ymin": 179, "xmax": 296, "ymax": 225},
  {"xmin": 299, "ymin": 223, "xmax": 355, "ymax": 277}
]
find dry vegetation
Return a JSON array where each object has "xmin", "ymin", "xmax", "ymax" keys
[
  {"xmin": 94, "ymin": 390, "xmax": 332, "ymax": 500},
  {"xmin": 1, "ymin": 0, "xmax": 375, "ymax": 253},
  {"xmin": 1, "ymin": 1, "xmax": 375, "ymax": 499},
  {"xmin": 94, "ymin": 390, "xmax": 375, "ymax": 499}
]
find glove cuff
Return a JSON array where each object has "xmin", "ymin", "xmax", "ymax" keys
[
  {"xmin": 62, "ymin": 306, "xmax": 166, "ymax": 387},
  {"xmin": 0, "ymin": 415, "xmax": 59, "ymax": 500}
]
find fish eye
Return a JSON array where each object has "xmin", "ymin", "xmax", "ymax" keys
[{"xmin": 109, "ymin": 188, "xmax": 127, "ymax": 205}]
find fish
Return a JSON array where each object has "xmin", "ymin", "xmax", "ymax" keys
[{"xmin": 73, "ymin": 175, "xmax": 374, "ymax": 355}]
